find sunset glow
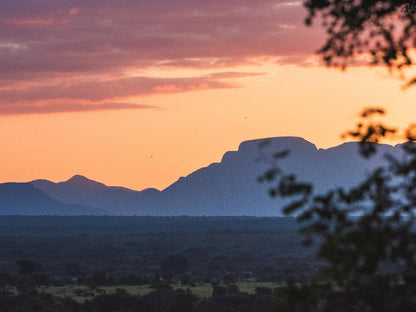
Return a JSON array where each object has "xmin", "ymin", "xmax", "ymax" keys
[{"xmin": 1, "ymin": 0, "xmax": 415, "ymax": 190}]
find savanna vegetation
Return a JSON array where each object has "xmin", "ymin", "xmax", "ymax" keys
[
  {"xmin": 3, "ymin": 0, "xmax": 416, "ymax": 310},
  {"xmin": 0, "ymin": 216, "xmax": 319, "ymax": 284},
  {"xmin": 0, "ymin": 216, "xmax": 322, "ymax": 311}
]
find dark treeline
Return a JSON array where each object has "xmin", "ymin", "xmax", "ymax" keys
[
  {"xmin": 0, "ymin": 216, "xmax": 323, "ymax": 311},
  {"xmin": 0, "ymin": 216, "xmax": 299, "ymax": 237},
  {"xmin": 0, "ymin": 216, "xmax": 319, "ymax": 284}
]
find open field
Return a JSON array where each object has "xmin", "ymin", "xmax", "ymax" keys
[{"xmin": 6, "ymin": 282, "xmax": 281, "ymax": 302}]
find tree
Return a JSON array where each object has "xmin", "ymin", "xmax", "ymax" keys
[
  {"xmin": 260, "ymin": 108, "xmax": 416, "ymax": 311},
  {"xmin": 305, "ymin": 0, "xmax": 416, "ymax": 86},
  {"xmin": 222, "ymin": 273, "xmax": 238, "ymax": 285},
  {"xmin": 254, "ymin": 286, "xmax": 273, "ymax": 295},
  {"xmin": 258, "ymin": 1, "xmax": 416, "ymax": 309},
  {"xmin": 257, "ymin": 1, "xmax": 416, "ymax": 310},
  {"xmin": 27, "ymin": 272, "xmax": 51, "ymax": 287},
  {"xmin": 211, "ymin": 285, "xmax": 227, "ymax": 298},
  {"xmin": 86, "ymin": 270, "xmax": 115, "ymax": 287},
  {"xmin": 16, "ymin": 259, "xmax": 39, "ymax": 275},
  {"xmin": 0, "ymin": 273, "xmax": 14, "ymax": 294},
  {"xmin": 15, "ymin": 278, "xmax": 38, "ymax": 296}
]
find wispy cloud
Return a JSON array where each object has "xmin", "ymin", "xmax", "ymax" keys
[
  {"xmin": 0, "ymin": 76, "xmax": 235, "ymax": 103},
  {"xmin": 206, "ymin": 72, "xmax": 268, "ymax": 79},
  {"xmin": 6, "ymin": 18, "xmax": 54, "ymax": 25},
  {"xmin": 0, "ymin": 102, "xmax": 154, "ymax": 116}
]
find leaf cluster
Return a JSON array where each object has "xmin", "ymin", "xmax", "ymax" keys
[{"xmin": 305, "ymin": 0, "xmax": 416, "ymax": 84}]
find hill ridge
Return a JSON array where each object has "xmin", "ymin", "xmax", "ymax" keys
[{"xmin": 0, "ymin": 136, "xmax": 400, "ymax": 216}]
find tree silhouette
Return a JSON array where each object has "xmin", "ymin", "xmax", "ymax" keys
[
  {"xmin": 257, "ymin": 1, "xmax": 416, "ymax": 310},
  {"xmin": 16, "ymin": 259, "xmax": 39, "ymax": 275},
  {"xmin": 305, "ymin": 0, "xmax": 416, "ymax": 86},
  {"xmin": 260, "ymin": 108, "xmax": 416, "ymax": 311}
]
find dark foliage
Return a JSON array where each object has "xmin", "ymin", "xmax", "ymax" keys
[
  {"xmin": 0, "ymin": 285, "xmax": 293, "ymax": 312},
  {"xmin": 0, "ymin": 216, "xmax": 318, "ymax": 284},
  {"xmin": 260, "ymin": 107, "xmax": 416, "ymax": 311},
  {"xmin": 16, "ymin": 259, "xmax": 39, "ymax": 275},
  {"xmin": 161, "ymin": 255, "xmax": 190, "ymax": 276},
  {"xmin": 305, "ymin": 0, "xmax": 416, "ymax": 85}
]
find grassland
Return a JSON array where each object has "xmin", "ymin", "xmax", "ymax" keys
[{"xmin": 22, "ymin": 282, "xmax": 281, "ymax": 302}]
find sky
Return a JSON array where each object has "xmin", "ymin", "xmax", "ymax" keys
[{"xmin": 1, "ymin": 0, "xmax": 416, "ymax": 191}]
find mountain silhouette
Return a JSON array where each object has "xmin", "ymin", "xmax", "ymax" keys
[
  {"xmin": 31, "ymin": 175, "xmax": 159, "ymax": 215},
  {"xmin": 0, "ymin": 182, "xmax": 108, "ymax": 215},
  {"xmin": 155, "ymin": 137, "xmax": 395, "ymax": 215},
  {"xmin": 1, "ymin": 136, "xmax": 400, "ymax": 216}
]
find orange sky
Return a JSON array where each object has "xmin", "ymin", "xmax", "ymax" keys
[{"xmin": 1, "ymin": 1, "xmax": 416, "ymax": 190}]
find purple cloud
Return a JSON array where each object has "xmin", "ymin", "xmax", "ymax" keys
[
  {"xmin": 0, "ymin": 75, "xmax": 236, "ymax": 103},
  {"xmin": 0, "ymin": 0, "xmax": 322, "ymax": 115},
  {"xmin": 0, "ymin": 1, "xmax": 318, "ymax": 75}
]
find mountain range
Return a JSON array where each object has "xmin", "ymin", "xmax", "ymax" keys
[{"xmin": 0, "ymin": 137, "xmax": 400, "ymax": 216}]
